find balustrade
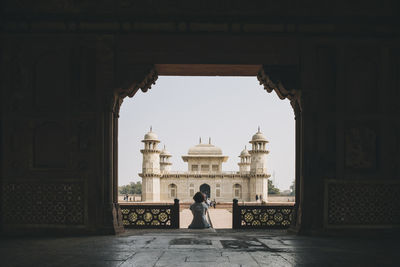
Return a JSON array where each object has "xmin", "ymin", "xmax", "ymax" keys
[
  {"xmin": 120, "ymin": 199, "xmax": 179, "ymax": 228},
  {"xmin": 232, "ymin": 199, "xmax": 294, "ymax": 229},
  {"xmin": 120, "ymin": 198, "xmax": 294, "ymax": 229}
]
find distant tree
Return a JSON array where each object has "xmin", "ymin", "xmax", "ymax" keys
[
  {"xmin": 289, "ymin": 180, "xmax": 295, "ymax": 196},
  {"xmin": 268, "ymin": 180, "xmax": 280, "ymax": 194},
  {"xmin": 119, "ymin": 181, "xmax": 142, "ymax": 195}
]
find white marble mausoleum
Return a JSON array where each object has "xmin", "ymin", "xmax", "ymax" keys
[{"xmin": 139, "ymin": 128, "xmax": 271, "ymax": 202}]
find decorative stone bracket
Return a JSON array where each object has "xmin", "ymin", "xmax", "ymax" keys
[
  {"xmin": 257, "ymin": 65, "xmax": 301, "ymax": 117},
  {"xmin": 117, "ymin": 66, "xmax": 158, "ymax": 98},
  {"xmin": 112, "ymin": 65, "xmax": 158, "ymax": 115}
]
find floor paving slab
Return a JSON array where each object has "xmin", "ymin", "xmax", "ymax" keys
[
  {"xmin": 249, "ymin": 251, "xmax": 292, "ymax": 267},
  {"xmin": 222, "ymin": 251, "xmax": 260, "ymax": 266},
  {"xmin": 154, "ymin": 250, "xmax": 190, "ymax": 266},
  {"xmin": 119, "ymin": 251, "xmax": 163, "ymax": 267},
  {"xmin": 185, "ymin": 251, "xmax": 225, "ymax": 262},
  {"xmin": 207, "ymin": 209, "xmax": 232, "ymax": 229},
  {"xmin": 0, "ymin": 230, "xmax": 398, "ymax": 267}
]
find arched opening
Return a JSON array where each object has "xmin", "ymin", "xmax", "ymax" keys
[
  {"xmin": 189, "ymin": 184, "xmax": 194, "ymax": 197},
  {"xmin": 200, "ymin": 184, "xmax": 211, "ymax": 199},
  {"xmin": 233, "ymin": 184, "xmax": 242, "ymax": 199},
  {"xmin": 168, "ymin": 183, "xmax": 177, "ymax": 199},
  {"xmin": 115, "ymin": 64, "xmax": 299, "ymax": 231}
]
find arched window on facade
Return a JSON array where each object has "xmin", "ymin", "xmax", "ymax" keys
[
  {"xmin": 189, "ymin": 183, "xmax": 194, "ymax": 197},
  {"xmin": 216, "ymin": 183, "xmax": 221, "ymax": 198},
  {"xmin": 168, "ymin": 183, "xmax": 177, "ymax": 198},
  {"xmin": 233, "ymin": 184, "xmax": 242, "ymax": 199}
]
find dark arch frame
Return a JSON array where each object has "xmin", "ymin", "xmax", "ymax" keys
[{"xmin": 107, "ymin": 64, "xmax": 302, "ymax": 233}]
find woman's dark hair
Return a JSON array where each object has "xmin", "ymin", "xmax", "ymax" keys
[{"xmin": 193, "ymin": 192, "xmax": 205, "ymax": 203}]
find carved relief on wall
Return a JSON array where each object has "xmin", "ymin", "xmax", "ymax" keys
[
  {"xmin": 5, "ymin": 0, "xmax": 110, "ymax": 13},
  {"xmin": 77, "ymin": 120, "xmax": 92, "ymax": 152},
  {"xmin": 34, "ymin": 50, "xmax": 68, "ymax": 111},
  {"xmin": 95, "ymin": 35, "xmax": 117, "ymax": 113},
  {"xmin": 3, "ymin": 121, "xmax": 30, "ymax": 176},
  {"xmin": 3, "ymin": 0, "xmax": 385, "ymax": 16},
  {"xmin": 2, "ymin": 182, "xmax": 84, "ymax": 225},
  {"xmin": 345, "ymin": 50, "xmax": 379, "ymax": 113},
  {"xmin": 396, "ymin": 125, "xmax": 400, "ymax": 177},
  {"xmin": 325, "ymin": 180, "xmax": 400, "ymax": 227},
  {"xmin": 3, "ymin": 44, "xmax": 32, "ymax": 113},
  {"xmin": 393, "ymin": 50, "xmax": 400, "ymax": 113},
  {"xmin": 324, "ymin": 124, "xmax": 337, "ymax": 177},
  {"xmin": 4, "ymin": 119, "xmax": 91, "ymax": 176},
  {"xmin": 70, "ymin": 46, "xmax": 96, "ymax": 112},
  {"xmin": 344, "ymin": 125, "xmax": 377, "ymax": 170},
  {"xmin": 69, "ymin": 119, "xmax": 96, "ymax": 174},
  {"xmin": 5, "ymin": 0, "xmax": 294, "ymax": 14},
  {"xmin": 32, "ymin": 121, "xmax": 67, "ymax": 169},
  {"xmin": 316, "ymin": 46, "xmax": 336, "ymax": 112}
]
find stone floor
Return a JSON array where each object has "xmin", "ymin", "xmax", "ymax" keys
[
  {"xmin": 0, "ymin": 229, "xmax": 397, "ymax": 266},
  {"xmin": 180, "ymin": 209, "xmax": 232, "ymax": 229},
  {"xmin": 207, "ymin": 209, "xmax": 232, "ymax": 229},
  {"xmin": 180, "ymin": 209, "xmax": 193, "ymax": 229}
]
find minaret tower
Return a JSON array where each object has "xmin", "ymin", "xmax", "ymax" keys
[
  {"xmin": 249, "ymin": 127, "xmax": 270, "ymax": 201},
  {"xmin": 139, "ymin": 127, "xmax": 161, "ymax": 202},
  {"xmin": 160, "ymin": 145, "xmax": 172, "ymax": 173},
  {"xmin": 238, "ymin": 146, "xmax": 251, "ymax": 174}
]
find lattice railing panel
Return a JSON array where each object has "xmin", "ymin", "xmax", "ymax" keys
[
  {"xmin": 232, "ymin": 201, "xmax": 294, "ymax": 229},
  {"xmin": 326, "ymin": 180, "xmax": 400, "ymax": 227},
  {"xmin": 120, "ymin": 201, "xmax": 179, "ymax": 229},
  {"xmin": 2, "ymin": 182, "xmax": 84, "ymax": 225}
]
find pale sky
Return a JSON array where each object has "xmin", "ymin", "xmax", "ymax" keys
[{"xmin": 118, "ymin": 76, "xmax": 295, "ymax": 190}]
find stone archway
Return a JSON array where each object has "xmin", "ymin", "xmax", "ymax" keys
[{"xmin": 111, "ymin": 64, "xmax": 302, "ymax": 232}]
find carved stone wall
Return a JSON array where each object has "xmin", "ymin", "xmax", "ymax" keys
[
  {"xmin": 0, "ymin": 37, "xmax": 103, "ymax": 231},
  {"xmin": 3, "ymin": 182, "xmax": 84, "ymax": 225},
  {"xmin": 325, "ymin": 180, "xmax": 400, "ymax": 227},
  {"xmin": 1, "ymin": 1, "xmax": 400, "ymax": 234},
  {"xmin": 2, "ymin": 0, "xmax": 396, "ymax": 18},
  {"xmin": 344, "ymin": 125, "xmax": 378, "ymax": 171}
]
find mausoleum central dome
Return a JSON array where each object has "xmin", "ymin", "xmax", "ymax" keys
[{"xmin": 188, "ymin": 143, "xmax": 223, "ymax": 155}]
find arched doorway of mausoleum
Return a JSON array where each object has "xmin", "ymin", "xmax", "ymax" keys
[{"xmin": 200, "ymin": 184, "xmax": 211, "ymax": 199}]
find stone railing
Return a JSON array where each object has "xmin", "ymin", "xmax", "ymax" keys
[
  {"xmin": 232, "ymin": 199, "xmax": 294, "ymax": 229},
  {"xmin": 119, "ymin": 199, "xmax": 179, "ymax": 229}
]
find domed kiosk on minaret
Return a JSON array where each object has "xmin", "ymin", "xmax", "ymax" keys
[
  {"xmin": 160, "ymin": 145, "xmax": 172, "ymax": 173},
  {"xmin": 143, "ymin": 127, "xmax": 159, "ymax": 142},
  {"xmin": 249, "ymin": 127, "xmax": 270, "ymax": 174},
  {"xmin": 238, "ymin": 146, "xmax": 251, "ymax": 174}
]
